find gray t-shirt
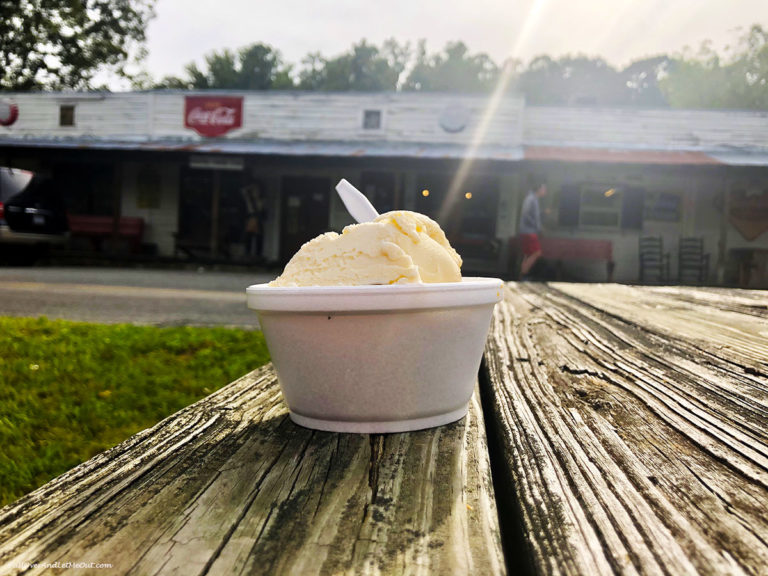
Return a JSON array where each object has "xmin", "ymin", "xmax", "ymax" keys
[{"xmin": 519, "ymin": 190, "xmax": 541, "ymax": 234}]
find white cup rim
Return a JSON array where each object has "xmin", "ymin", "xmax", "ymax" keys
[{"xmin": 246, "ymin": 276, "xmax": 504, "ymax": 312}]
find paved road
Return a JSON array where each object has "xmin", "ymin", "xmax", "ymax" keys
[{"xmin": 0, "ymin": 267, "xmax": 278, "ymax": 328}]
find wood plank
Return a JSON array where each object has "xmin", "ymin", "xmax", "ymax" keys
[
  {"xmin": 0, "ymin": 365, "xmax": 504, "ymax": 576},
  {"xmin": 482, "ymin": 282, "xmax": 768, "ymax": 575},
  {"xmin": 642, "ymin": 286, "xmax": 768, "ymax": 320},
  {"xmin": 553, "ymin": 283, "xmax": 768, "ymax": 376}
]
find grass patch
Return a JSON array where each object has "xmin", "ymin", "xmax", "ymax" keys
[{"xmin": 0, "ymin": 317, "xmax": 270, "ymax": 507}]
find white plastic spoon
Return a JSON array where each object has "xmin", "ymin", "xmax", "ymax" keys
[{"xmin": 335, "ymin": 178, "xmax": 380, "ymax": 223}]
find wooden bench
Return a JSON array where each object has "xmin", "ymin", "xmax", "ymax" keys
[
  {"xmin": 67, "ymin": 214, "xmax": 145, "ymax": 252},
  {"xmin": 1, "ymin": 283, "xmax": 767, "ymax": 574},
  {"xmin": 509, "ymin": 236, "xmax": 615, "ymax": 281}
]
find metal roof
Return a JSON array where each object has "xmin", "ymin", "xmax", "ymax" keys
[
  {"xmin": 0, "ymin": 137, "xmax": 525, "ymax": 161},
  {"xmin": 705, "ymin": 151, "xmax": 768, "ymax": 166},
  {"xmin": 2, "ymin": 136, "xmax": 768, "ymax": 166},
  {"xmin": 524, "ymin": 146, "xmax": 721, "ymax": 165}
]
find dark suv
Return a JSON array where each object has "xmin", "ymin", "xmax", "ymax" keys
[{"xmin": 0, "ymin": 167, "xmax": 68, "ymax": 263}]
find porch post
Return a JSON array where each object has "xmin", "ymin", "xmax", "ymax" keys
[
  {"xmin": 111, "ymin": 161, "xmax": 122, "ymax": 252},
  {"xmin": 716, "ymin": 180, "xmax": 729, "ymax": 285},
  {"xmin": 210, "ymin": 170, "xmax": 220, "ymax": 257}
]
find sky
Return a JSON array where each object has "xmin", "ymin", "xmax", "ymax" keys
[{"xmin": 142, "ymin": 0, "xmax": 768, "ymax": 81}]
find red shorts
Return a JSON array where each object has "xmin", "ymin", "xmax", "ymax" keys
[{"xmin": 519, "ymin": 234, "xmax": 541, "ymax": 256}]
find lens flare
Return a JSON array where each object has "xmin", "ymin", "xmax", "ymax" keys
[{"xmin": 439, "ymin": 0, "xmax": 553, "ymax": 223}]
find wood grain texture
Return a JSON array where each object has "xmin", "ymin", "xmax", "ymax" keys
[
  {"xmin": 483, "ymin": 283, "xmax": 768, "ymax": 575},
  {"xmin": 0, "ymin": 366, "xmax": 504, "ymax": 576}
]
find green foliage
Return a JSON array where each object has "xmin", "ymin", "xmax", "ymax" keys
[
  {"xmin": 621, "ymin": 56, "xmax": 671, "ymax": 107},
  {"xmin": 307, "ymin": 39, "xmax": 410, "ymax": 91},
  {"xmin": 0, "ymin": 317, "xmax": 270, "ymax": 507},
  {"xmin": 156, "ymin": 42, "xmax": 294, "ymax": 90},
  {"xmin": 297, "ymin": 52, "xmax": 326, "ymax": 91},
  {"xmin": 659, "ymin": 44, "xmax": 730, "ymax": 109},
  {"xmin": 0, "ymin": 0, "xmax": 156, "ymax": 90},
  {"xmin": 514, "ymin": 54, "xmax": 668, "ymax": 106},
  {"xmin": 402, "ymin": 41, "xmax": 499, "ymax": 93},
  {"xmin": 117, "ymin": 20, "xmax": 768, "ymax": 110},
  {"xmin": 660, "ymin": 25, "xmax": 768, "ymax": 110}
]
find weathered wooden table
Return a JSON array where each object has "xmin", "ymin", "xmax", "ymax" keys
[{"xmin": 1, "ymin": 283, "xmax": 767, "ymax": 575}]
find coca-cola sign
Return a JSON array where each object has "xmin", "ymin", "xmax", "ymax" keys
[
  {"xmin": 0, "ymin": 99, "xmax": 18, "ymax": 127},
  {"xmin": 184, "ymin": 96, "xmax": 243, "ymax": 137}
]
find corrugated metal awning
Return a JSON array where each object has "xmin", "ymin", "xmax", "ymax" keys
[
  {"xmin": 0, "ymin": 137, "xmax": 525, "ymax": 161},
  {"xmin": 524, "ymin": 146, "xmax": 721, "ymax": 165},
  {"xmin": 4, "ymin": 136, "xmax": 767, "ymax": 166},
  {"xmin": 705, "ymin": 151, "xmax": 768, "ymax": 166}
]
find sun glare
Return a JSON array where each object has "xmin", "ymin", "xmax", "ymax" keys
[{"xmin": 439, "ymin": 0, "xmax": 552, "ymax": 222}]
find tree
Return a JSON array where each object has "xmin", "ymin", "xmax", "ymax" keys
[
  {"xmin": 0, "ymin": 0, "xmax": 155, "ymax": 91},
  {"xmin": 297, "ymin": 39, "xmax": 410, "ymax": 91},
  {"xmin": 296, "ymin": 52, "xmax": 326, "ymax": 91},
  {"xmin": 732, "ymin": 24, "xmax": 768, "ymax": 109},
  {"xmin": 515, "ymin": 55, "xmax": 628, "ymax": 106},
  {"xmin": 620, "ymin": 55, "xmax": 671, "ymax": 107},
  {"xmin": 156, "ymin": 43, "xmax": 294, "ymax": 90},
  {"xmin": 402, "ymin": 41, "xmax": 499, "ymax": 92},
  {"xmin": 658, "ymin": 42, "xmax": 731, "ymax": 109},
  {"xmin": 660, "ymin": 25, "xmax": 768, "ymax": 110}
]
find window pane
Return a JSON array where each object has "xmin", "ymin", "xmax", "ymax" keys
[
  {"xmin": 363, "ymin": 110, "xmax": 381, "ymax": 129},
  {"xmin": 558, "ymin": 185, "xmax": 581, "ymax": 227},
  {"xmin": 59, "ymin": 105, "xmax": 75, "ymax": 127},
  {"xmin": 582, "ymin": 188, "xmax": 621, "ymax": 207},
  {"xmin": 622, "ymin": 186, "xmax": 645, "ymax": 229},
  {"xmin": 581, "ymin": 211, "xmax": 619, "ymax": 227},
  {"xmin": 644, "ymin": 191, "xmax": 680, "ymax": 222}
]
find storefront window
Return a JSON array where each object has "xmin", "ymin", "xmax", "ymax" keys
[
  {"xmin": 580, "ymin": 187, "xmax": 622, "ymax": 227},
  {"xmin": 558, "ymin": 183, "xmax": 644, "ymax": 230},
  {"xmin": 644, "ymin": 191, "xmax": 681, "ymax": 222}
]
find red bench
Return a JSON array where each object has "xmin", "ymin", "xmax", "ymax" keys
[
  {"xmin": 509, "ymin": 236, "xmax": 615, "ymax": 281},
  {"xmin": 67, "ymin": 214, "xmax": 145, "ymax": 252}
]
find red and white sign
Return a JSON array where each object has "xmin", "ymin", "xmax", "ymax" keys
[
  {"xmin": 0, "ymin": 100, "xmax": 18, "ymax": 127},
  {"xmin": 184, "ymin": 96, "xmax": 243, "ymax": 137}
]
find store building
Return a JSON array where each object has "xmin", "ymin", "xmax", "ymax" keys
[{"xmin": 0, "ymin": 90, "xmax": 766, "ymax": 286}]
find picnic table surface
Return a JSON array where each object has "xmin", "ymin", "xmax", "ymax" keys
[{"xmin": 1, "ymin": 283, "xmax": 767, "ymax": 575}]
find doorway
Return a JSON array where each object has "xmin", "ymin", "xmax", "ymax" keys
[
  {"xmin": 360, "ymin": 171, "xmax": 398, "ymax": 213},
  {"xmin": 414, "ymin": 171, "xmax": 500, "ymax": 260},
  {"xmin": 178, "ymin": 167, "xmax": 245, "ymax": 258},
  {"xmin": 280, "ymin": 176, "xmax": 331, "ymax": 262}
]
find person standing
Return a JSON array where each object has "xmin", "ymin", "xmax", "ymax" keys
[{"xmin": 518, "ymin": 182, "xmax": 547, "ymax": 278}]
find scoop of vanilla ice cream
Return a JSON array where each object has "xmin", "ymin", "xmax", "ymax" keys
[{"xmin": 269, "ymin": 210, "xmax": 462, "ymax": 286}]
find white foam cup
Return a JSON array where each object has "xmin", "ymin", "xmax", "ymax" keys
[{"xmin": 246, "ymin": 277, "xmax": 504, "ymax": 433}]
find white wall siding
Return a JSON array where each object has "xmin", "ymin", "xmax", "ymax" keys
[
  {"xmin": 3, "ymin": 92, "xmax": 766, "ymax": 153},
  {"xmin": 2, "ymin": 92, "xmax": 524, "ymax": 146},
  {"xmin": 6, "ymin": 93, "xmax": 150, "ymax": 139},
  {"xmin": 525, "ymin": 107, "xmax": 768, "ymax": 151},
  {"xmin": 4, "ymin": 92, "xmax": 767, "ymax": 154}
]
